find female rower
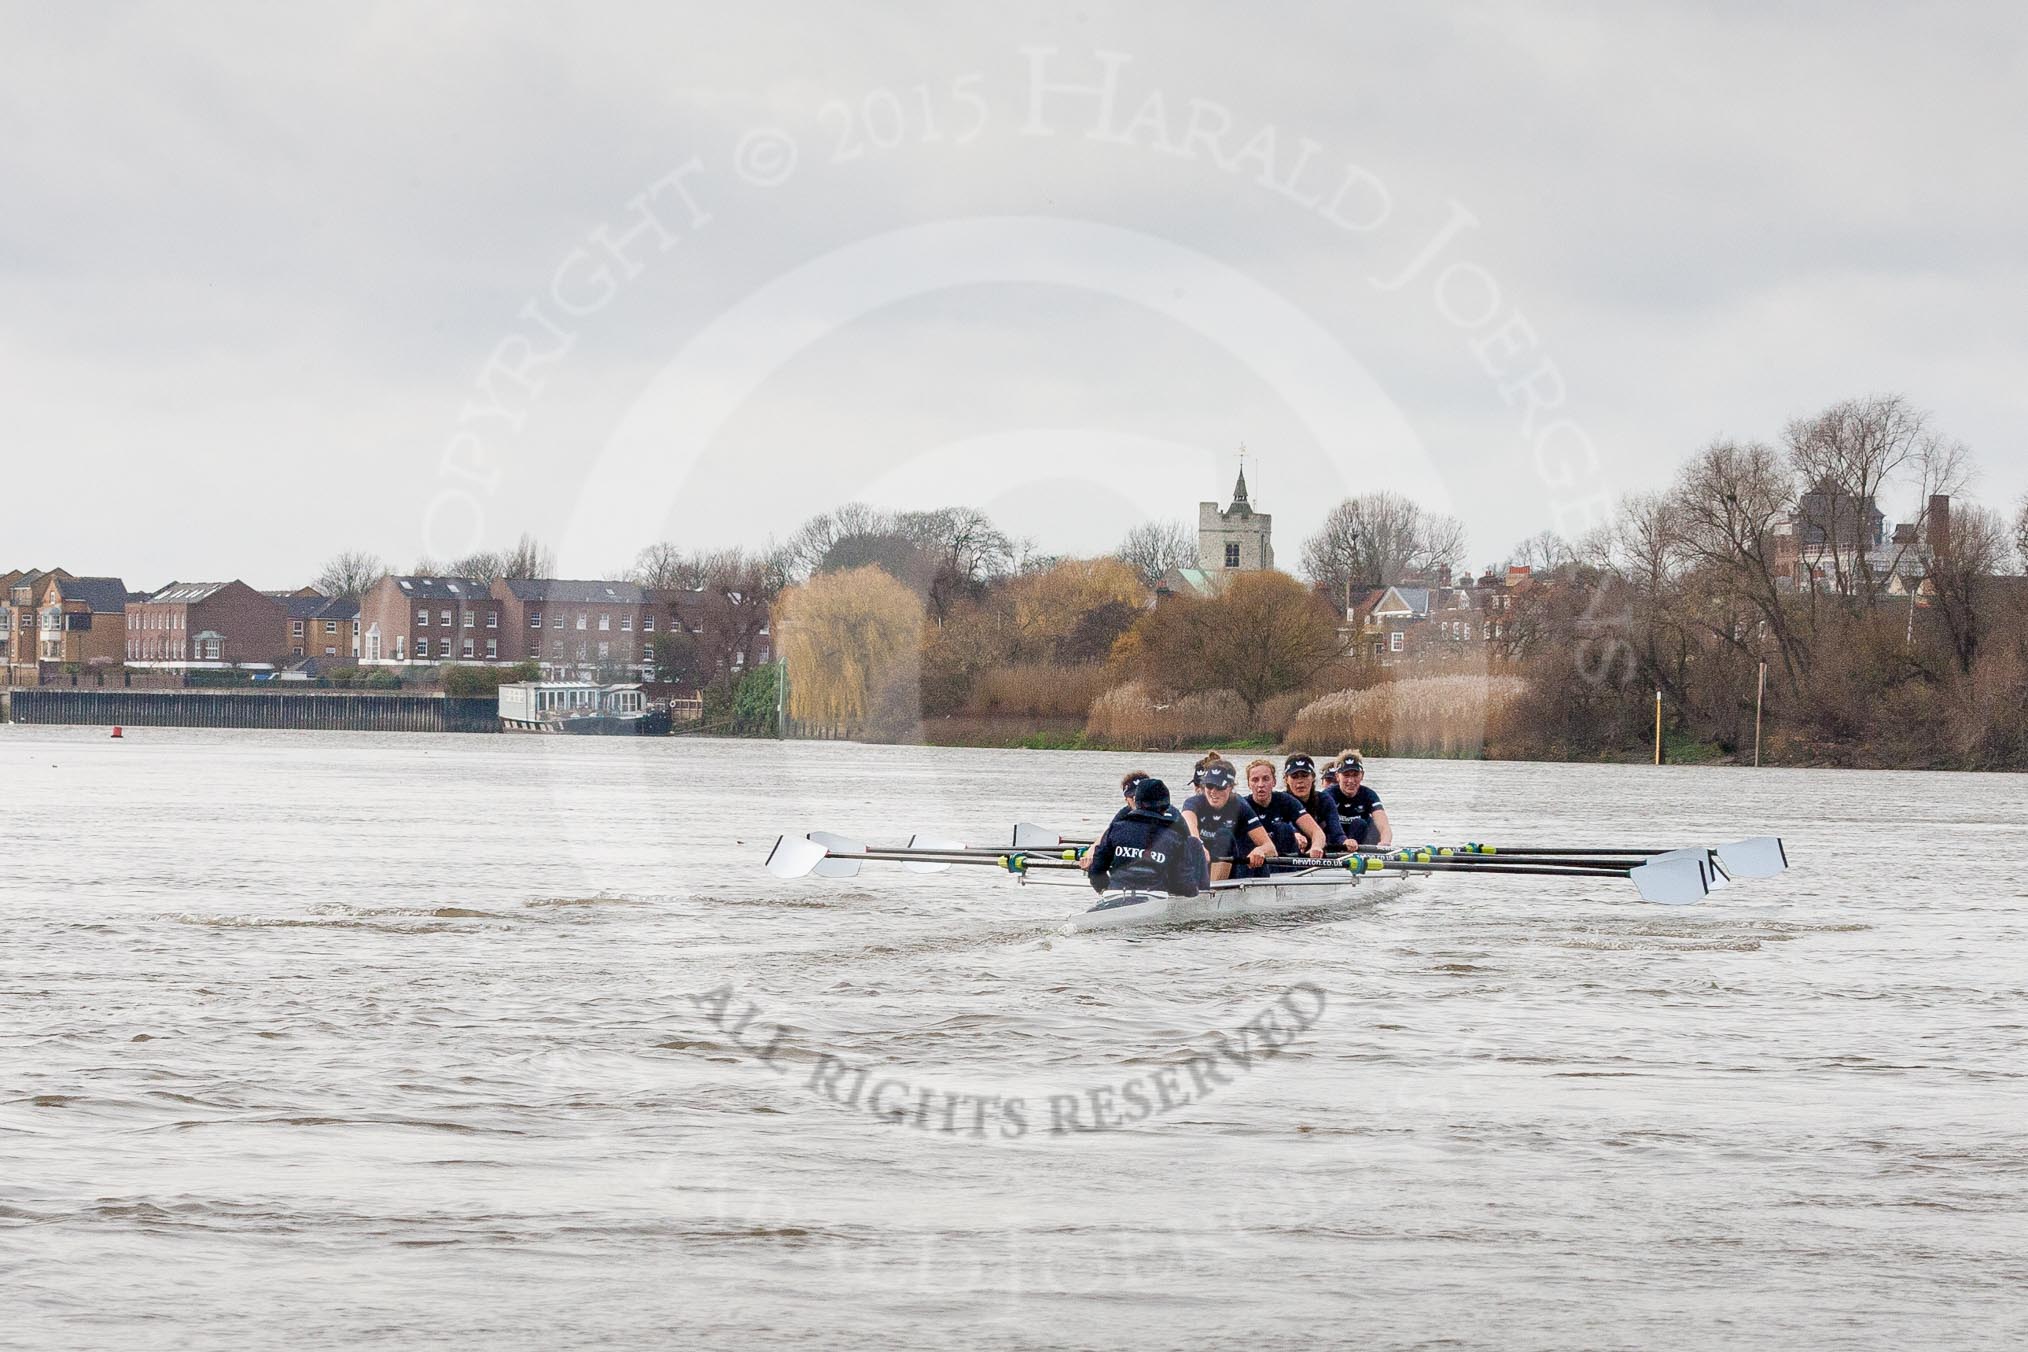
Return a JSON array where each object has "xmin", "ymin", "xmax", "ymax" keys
[
  {"xmin": 1180, "ymin": 759, "xmax": 1274, "ymax": 882},
  {"xmin": 1329, "ymin": 750, "xmax": 1391, "ymax": 848},
  {"xmin": 1189, "ymin": 749, "xmax": 1225, "ymax": 789},
  {"xmin": 1280, "ymin": 753, "xmax": 1347, "ymax": 854},
  {"xmin": 1233, "ymin": 758, "xmax": 1326, "ymax": 876}
]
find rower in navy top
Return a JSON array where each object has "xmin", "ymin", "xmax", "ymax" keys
[
  {"xmin": 1087, "ymin": 778, "xmax": 1208, "ymax": 896},
  {"xmin": 1327, "ymin": 751, "xmax": 1391, "ymax": 848},
  {"xmin": 1180, "ymin": 759, "xmax": 1273, "ymax": 881},
  {"xmin": 1232, "ymin": 758, "xmax": 1327, "ymax": 876},
  {"xmin": 1281, "ymin": 753, "xmax": 1347, "ymax": 853}
]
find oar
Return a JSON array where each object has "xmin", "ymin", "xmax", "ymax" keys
[
  {"xmin": 1377, "ymin": 845, "xmax": 1670, "ymax": 866},
  {"xmin": 1013, "ymin": 822, "xmax": 1089, "ymax": 849},
  {"xmin": 1454, "ymin": 837, "xmax": 1788, "ymax": 878},
  {"xmin": 764, "ymin": 833, "xmax": 1084, "ymax": 880},
  {"xmin": 1340, "ymin": 852, "xmax": 1713, "ymax": 905}
]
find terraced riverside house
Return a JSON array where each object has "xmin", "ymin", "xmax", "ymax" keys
[
  {"xmin": 1, "ymin": 569, "xmax": 134, "ymax": 680},
  {"xmin": 125, "ymin": 581, "xmax": 289, "ymax": 671},
  {"xmin": 357, "ymin": 574, "xmax": 770, "ymax": 684}
]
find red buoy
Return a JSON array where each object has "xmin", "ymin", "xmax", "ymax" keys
[{"xmin": 110, "ymin": 726, "xmax": 124, "ymax": 739}]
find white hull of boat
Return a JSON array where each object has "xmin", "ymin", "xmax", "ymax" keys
[{"xmin": 1063, "ymin": 871, "xmax": 1415, "ymax": 934}]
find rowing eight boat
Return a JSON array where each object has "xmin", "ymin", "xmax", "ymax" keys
[
  {"xmin": 765, "ymin": 827, "xmax": 1785, "ymax": 935},
  {"xmin": 1065, "ymin": 870, "xmax": 1418, "ymax": 933}
]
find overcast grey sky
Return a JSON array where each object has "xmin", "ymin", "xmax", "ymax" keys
[{"xmin": 3, "ymin": 2, "xmax": 2023, "ymax": 588}]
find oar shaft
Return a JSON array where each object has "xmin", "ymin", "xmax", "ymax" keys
[
  {"xmin": 852, "ymin": 849, "xmax": 1085, "ymax": 871},
  {"xmin": 1259, "ymin": 853, "xmax": 1636, "ymax": 873},
  {"xmin": 1371, "ymin": 860, "xmax": 1640, "ymax": 879},
  {"xmin": 1452, "ymin": 846, "xmax": 1669, "ymax": 857}
]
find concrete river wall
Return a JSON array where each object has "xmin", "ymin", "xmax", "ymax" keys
[{"xmin": 7, "ymin": 688, "xmax": 499, "ymax": 733}]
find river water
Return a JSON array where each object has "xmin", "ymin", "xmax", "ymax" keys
[{"xmin": 3, "ymin": 725, "xmax": 2024, "ymax": 1350}]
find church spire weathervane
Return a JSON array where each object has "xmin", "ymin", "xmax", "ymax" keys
[{"xmin": 1232, "ymin": 444, "xmax": 1251, "ymax": 510}]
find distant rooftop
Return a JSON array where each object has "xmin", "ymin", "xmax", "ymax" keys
[
  {"xmin": 147, "ymin": 581, "xmax": 232, "ymax": 604},
  {"xmin": 55, "ymin": 575, "xmax": 135, "ymax": 612},
  {"xmin": 501, "ymin": 579, "xmax": 648, "ymax": 604},
  {"xmin": 391, "ymin": 576, "xmax": 490, "ymax": 599}
]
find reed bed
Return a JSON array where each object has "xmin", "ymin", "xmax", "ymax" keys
[
  {"xmin": 1084, "ymin": 681, "xmax": 1304, "ymax": 749},
  {"xmin": 1286, "ymin": 674, "xmax": 1530, "ymax": 758},
  {"xmin": 964, "ymin": 663, "xmax": 1112, "ymax": 720}
]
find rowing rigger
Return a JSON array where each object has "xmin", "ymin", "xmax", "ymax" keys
[{"xmin": 763, "ymin": 827, "xmax": 1790, "ymax": 931}]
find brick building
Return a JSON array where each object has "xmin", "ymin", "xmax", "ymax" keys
[
  {"xmin": 126, "ymin": 581, "xmax": 288, "ymax": 669},
  {"xmin": 497, "ymin": 578, "xmax": 656, "ymax": 678},
  {"xmin": 352, "ymin": 572, "xmax": 769, "ymax": 684},
  {"xmin": 3, "ymin": 570, "xmax": 133, "ymax": 673},
  {"xmin": 1356, "ymin": 566, "xmax": 1530, "ymax": 666},
  {"xmin": 1, "ymin": 568, "xmax": 62, "ymax": 669},
  {"xmin": 275, "ymin": 592, "xmax": 362, "ymax": 663},
  {"xmin": 310, "ymin": 596, "xmax": 361, "ymax": 662},
  {"xmin": 358, "ymin": 576, "xmax": 503, "ymax": 666}
]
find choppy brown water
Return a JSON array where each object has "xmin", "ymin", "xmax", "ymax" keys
[{"xmin": 4, "ymin": 726, "xmax": 2025, "ymax": 1350}]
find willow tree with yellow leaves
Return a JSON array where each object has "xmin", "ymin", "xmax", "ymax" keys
[{"xmin": 777, "ymin": 565, "xmax": 924, "ymax": 741}]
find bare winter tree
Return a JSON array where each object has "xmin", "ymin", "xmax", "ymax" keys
[
  {"xmin": 1785, "ymin": 395, "xmax": 1969, "ymax": 603},
  {"xmin": 2014, "ymin": 492, "xmax": 2028, "ymax": 574},
  {"xmin": 1925, "ymin": 503, "xmax": 2009, "ymax": 675},
  {"xmin": 1300, "ymin": 492, "xmax": 1468, "ymax": 602},
  {"xmin": 691, "ymin": 546, "xmax": 790, "ymax": 677},
  {"xmin": 447, "ymin": 534, "xmax": 553, "ymax": 584},
  {"xmin": 1115, "ymin": 518, "xmax": 1196, "ymax": 588},
  {"xmin": 442, "ymin": 535, "xmax": 551, "ymax": 583},
  {"xmin": 629, "ymin": 542, "xmax": 702, "ymax": 590},
  {"xmin": 783, "ymin": 502, "xmax": 893, "ymax": 579},
  {"xmin": 312, "ymin": 550, "xmax": 386, "ymax": 600},
  {"xmin": 781, "ymin": 503, "xmax": 1014, "ymax": 622},
  {"xmin": 895, "ymin": 507, "xmax": 1016, "ymax": 620},
  {"xmin": 1510, "ymin": 529, "xmax": 1576, "ymax": 573},
  {"xmin": 1670, "ymin": 438, "xmax": 1807, "ymax": 691},
  {"xmin": 496, "ymin": 533, "xmax": 554, "ymax": 580}
]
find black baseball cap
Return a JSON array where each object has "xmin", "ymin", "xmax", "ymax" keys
[
  {"xmin": 1283, "ymin": 754, "xmax": 1316, "ymax": 775},
  {"xmin": 1200, "ymin": 765, "xmax": 1236, "ymax": 789},
  {"xmin": 1338, "ymin": 757, "xmax": 1365, "ymax": 774}
]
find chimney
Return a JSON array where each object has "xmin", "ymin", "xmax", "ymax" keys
[
  {"xmin": 1436, "ymin": 563, "xmax": 1452, "ymax": 587},
  {"xmin": 1928, "ymin": 494, "xmax": 1951, "ymax": 557}
]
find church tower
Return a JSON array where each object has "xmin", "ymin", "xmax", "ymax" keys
[{"xmin": 1197, "ymin": 452, "xmax": 1274, "ymax": 572}]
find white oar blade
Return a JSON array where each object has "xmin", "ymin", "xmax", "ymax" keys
[
  {"xmin": 1716, "ymin": 836, "xmax": 1788, "ymax": 878},
  {"xmin": 764, "ymin": 834, "xmax": 831, "ymax": 879},
  {"xmin": 806, "ymin": 831, "xmax": 864, "ymax": 879},
  {"xmin": 1012, "ymin": 822, "xmax": 1061, "ymax": 848},
  {"xmin": 1628, "ymin": 854, "xmax": 1710, "ymax": 905},
  {"xmin": 903, "ymin": 835, "xmax": 963, "ymax": 874},
  {"xmin": 1653, "ymin": 846, "xmax": 1726, "ymax": 891}
]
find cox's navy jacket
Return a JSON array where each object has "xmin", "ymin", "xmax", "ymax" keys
[{"xmin": 1087, "ymin": 806, "xmax": 1210, "ymax": 896}]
